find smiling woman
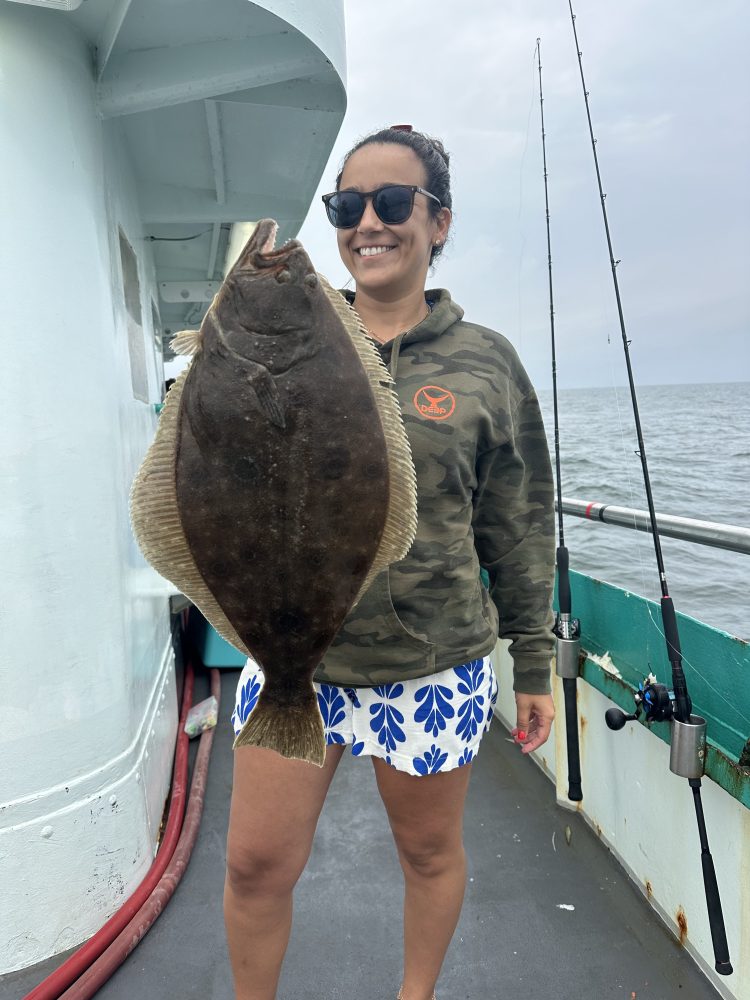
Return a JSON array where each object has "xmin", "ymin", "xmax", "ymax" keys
[
  {"xmin": 223, "ymin": 125, "xmax": 559, "ymax": 1000},
  {"xmin": 323, "ymin": 129, "xmax": 452, "ymax": 341}
]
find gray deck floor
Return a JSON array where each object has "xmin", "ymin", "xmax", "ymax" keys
[{"xmin": 5, "ymin": 665, "xmax": 721, "ymax": 1000}]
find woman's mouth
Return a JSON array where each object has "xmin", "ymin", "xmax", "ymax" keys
[{"xmin": 355, "ymin": 245, "xmax": 397, "ymax": 258}]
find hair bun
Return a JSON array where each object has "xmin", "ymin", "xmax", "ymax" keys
[{"xmin": 425, "ymin": 134, "xmax": 450, "ymax": 167}]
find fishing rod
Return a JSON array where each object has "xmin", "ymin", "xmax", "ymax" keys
[
  {"xmin": 567, "ymin": 1, "xmax": 732, "ymax": 976},
  {"xmin": 535, "ymin": 38, "xmax": 582, "ymax": 803}
]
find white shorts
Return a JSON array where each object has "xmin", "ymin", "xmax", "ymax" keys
[{"xmin": 231, "ymin": 655, "xmax": 499, "ymax": 776}]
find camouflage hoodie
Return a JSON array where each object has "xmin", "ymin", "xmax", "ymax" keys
[{"xmin": 315, "ymin": 289, "xmax": 555, "ymax": 695}]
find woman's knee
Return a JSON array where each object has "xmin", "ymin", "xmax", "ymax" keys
[
  {"xmin": 395, "ymin": 834, "xmax": 465, "ymax": 879},
  {"xmin": 225, "ymin": 839, "xmax": 310, "ymax": 897},
  {"xmin": 224, "ymin": 743, "xmax": 345, "ymax": 897}
]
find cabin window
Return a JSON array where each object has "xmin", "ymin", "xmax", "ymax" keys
[{"xmin": 118, "ymin": 229, "xmax": 149, "ymax": 403}]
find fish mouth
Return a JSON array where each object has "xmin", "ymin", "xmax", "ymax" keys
[
  {"xmin": 237, "ymin": 219, "xmax": 302, "ymax": 271},
  {"xmin": 249, "ymin": 219, "xmax": 279, "ymax": 256}
]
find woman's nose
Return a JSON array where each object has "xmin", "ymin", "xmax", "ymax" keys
[{"xmin": 357, "ymin": 196, "xmax": 383, "ymax": 231}]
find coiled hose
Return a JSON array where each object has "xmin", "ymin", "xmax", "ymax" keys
[{"xmin": 24, "ymin": 623, "xmax": 220, "ymax": 1000}]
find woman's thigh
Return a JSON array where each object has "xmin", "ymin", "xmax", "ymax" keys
[
  {"xmin": 371, "ymin": 757, "xmax": 473, "ymax": 866},
  {"xmin": 226, "ymin": 743, "xmax": 346, "ymax": 890}
]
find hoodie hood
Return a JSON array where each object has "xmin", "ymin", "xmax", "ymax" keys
[{"xmin": 342, "ymin": 288, "xmax": 464, "ymax": 359}]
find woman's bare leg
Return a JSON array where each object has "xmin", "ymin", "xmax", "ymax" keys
[
  {"xmin": 372, "ymin": 758, "xmax": 473, "ymax": 1000},
  {"xmin": 224, "ymin": 743, "xmax": 345, "ymax": 1000}
]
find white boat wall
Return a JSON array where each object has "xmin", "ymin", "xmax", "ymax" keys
[
  {"xmin": 0, "ymin": 0, "xmax": 346, "ymax": 975},
  {"xmin": 494, "ymin": 569, "xmax": 750, "ymax": 1000}
]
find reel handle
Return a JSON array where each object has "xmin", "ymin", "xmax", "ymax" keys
[{"xmin": 605, "ymin": 707, "xmax": 639, "ymax": 730}]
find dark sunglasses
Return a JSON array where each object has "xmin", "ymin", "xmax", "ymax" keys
[{"xmin": 321, "ymin": 184, "xmax": 442, "ymax": 229}]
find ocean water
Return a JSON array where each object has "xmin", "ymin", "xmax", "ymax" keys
[{"xmin": 535, "ymin": 382, "xmax": 749, "ymax": 639}]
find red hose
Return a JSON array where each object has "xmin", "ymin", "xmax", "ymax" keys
[
  {"xmin": 23, "ymin": 624, "xmax": 214, "ymax": 1000},
  {"xmin": 57, "ymin": 666, "xmax": 221, "ymax": 999}
]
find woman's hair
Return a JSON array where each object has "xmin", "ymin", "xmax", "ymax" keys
[{"xmin": 335, "ymin": 126, "xmax": 452, "ymax": 265}]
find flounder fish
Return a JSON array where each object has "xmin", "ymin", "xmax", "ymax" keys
[{"xmin": 129, "ymin": 220, "xmax": 417, "ymax": 766}]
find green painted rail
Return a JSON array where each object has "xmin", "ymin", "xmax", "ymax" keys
[{"xmin": 559, "ymin": 570, "xmax": 750, "ymax": 809}]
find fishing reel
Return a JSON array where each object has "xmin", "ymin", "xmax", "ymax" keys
[
  {"xmin": 605, "ymin": 673, "xmax": 707, "ymax": 781},
  {"xmin": 605, "ymin": 673, "xmax": 672, "ymax": 729}
]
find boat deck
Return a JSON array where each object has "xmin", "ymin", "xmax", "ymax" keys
[{"xmin": 6, "ymin": 666, "xmax": 721, "ymax": 1000}]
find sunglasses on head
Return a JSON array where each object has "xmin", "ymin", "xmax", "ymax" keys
[{"xmin": 321, "ymin": 184, "xmax": 442, "ymax": 229}]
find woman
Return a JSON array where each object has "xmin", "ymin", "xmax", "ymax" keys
[{"xmin": 224, "ymin": 126, "xmax": 556, "ymax": 1000}]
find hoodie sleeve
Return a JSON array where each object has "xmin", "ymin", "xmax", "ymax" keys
[{"xmin": 471, "ymin": 387, "xmax": 556, "ymax": 695}]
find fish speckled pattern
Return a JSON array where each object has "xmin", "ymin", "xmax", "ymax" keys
[{"xmin": 129, "ymin": 221, "xmax": 417, "ymax": 765}]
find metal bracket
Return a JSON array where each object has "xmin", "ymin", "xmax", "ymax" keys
[{"xmin": 159, "ymin": 281, "xmax": 221, "ymax": 303}]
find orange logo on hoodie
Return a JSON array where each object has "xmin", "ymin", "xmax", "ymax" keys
[{"xmin": 413, "ymin": 385, "xmax": 456, "ymax": 421}]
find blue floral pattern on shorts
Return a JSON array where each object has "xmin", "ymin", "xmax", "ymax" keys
[{"xmin": 231, "ymin": 655, "xmax": 498, "ymax": 776}]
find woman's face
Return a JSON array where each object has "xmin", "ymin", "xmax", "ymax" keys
[{"xmin": 335, "ymin": 143, "xmax": 450, "ymax": 298}]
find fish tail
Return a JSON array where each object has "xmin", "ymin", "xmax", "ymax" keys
[{"xmin": 232, "ymin": 689, "xmax": 326, "ymax": 767}]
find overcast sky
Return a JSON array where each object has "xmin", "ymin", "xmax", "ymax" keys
[{"xmin": 297, "ymin": 0, "xmax": 749, "ymax": 390}]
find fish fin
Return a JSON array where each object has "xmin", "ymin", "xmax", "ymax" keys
[
  {"xmin": 170, "ymin": 329, "xmax": 203, "ymax": 356},
  {"xmin": 248, "ymin": 369, "xmax": 286, "ymax": 429},
  {"xmin": 318, "ymin": 274, "xmax": 418, "ymax": 605},
  {"xmin": 129, "ymin": 364, "xmax": 253, "ymax": 658},
  {"xmin": 201, "ymin": 311, "xmax": 286, "ymax": 429},
  {"xmin": 232, "ymin": 689, "xmax": 326, "ymax": 767}
]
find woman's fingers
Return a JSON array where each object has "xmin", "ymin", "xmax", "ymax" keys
[
  {"xmin": 519, "ymin": 712, "xmax": 552, "ymax": 754},
  {"xmin": 513, "ymin": 692, "xmax": 555, "ymax": 753}
]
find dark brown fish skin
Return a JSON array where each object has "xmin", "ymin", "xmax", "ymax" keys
[{"xmin": 175, "ymin": 222, "xmax": 391, "ymax": 720}]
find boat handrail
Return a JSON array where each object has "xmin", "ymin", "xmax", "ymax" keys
[{"xmin": 558, "ymin": 497, "xmax": 750, "ymax": 555}]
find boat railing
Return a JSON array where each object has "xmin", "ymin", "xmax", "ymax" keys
[{"xmin": 558, "ymin": 497, "xmax": 750, "ymax": 555}]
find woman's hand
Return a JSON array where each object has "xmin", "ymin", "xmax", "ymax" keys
[{"xmin": 512, "ymin": 692, "xmax": 555, "ymax": 754}]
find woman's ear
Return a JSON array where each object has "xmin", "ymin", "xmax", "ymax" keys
[{"xmin": 436, "ymin": 207, "xmax": 452, "ymax": 244}]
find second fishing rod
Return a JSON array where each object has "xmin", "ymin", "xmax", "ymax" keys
[
  {"xmin": 535, "ymin": 37, "xmax": 582, "ymax": 804},
  {"xmin": 567, "ymin": 0, "xmax": 732, "ymax": 976}
]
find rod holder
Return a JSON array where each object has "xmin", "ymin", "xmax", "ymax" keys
[
  {"xmin": 556, "ymin": 636, "xmax": 580, "ymax": 679},
  {"xmin": 670, "ymin": 714, "xmax": 707, "ymax": 779}
]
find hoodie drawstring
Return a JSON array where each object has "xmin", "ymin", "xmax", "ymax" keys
[{"xmin": 389, "ymin": 334, "xmax": 404, "ymax": 378}]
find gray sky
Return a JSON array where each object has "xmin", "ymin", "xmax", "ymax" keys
[{"xmin": 297, "ymin": 0, "xmax": 749, "ymax": 390}]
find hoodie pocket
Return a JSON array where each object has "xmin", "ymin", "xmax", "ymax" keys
[
  {"xmin": 379, "ymin": 570, "xmax": 436, "ymax": 652},
  {"xmin": 323, "ymin": 570, "xmax": 436, "ymax": 682}
]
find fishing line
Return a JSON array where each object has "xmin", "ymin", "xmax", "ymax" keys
[
  {"xmin": 593, "ymin": 353, "xmax": 746, "ymax": 715},
  {"xmin": 576, "ymin": 93, "xmax": 657, "ymax": 619},
  {"xmin": 555, "ymin": 12, "xmax": 674, "ymax": 677},
  {"xmin": 604, "ymin": 335, "xmax": 663, "ymax": 669},
  {"xmin": 601, "ymin": 353, "xmax": 734, "ymax": 708},
  {"xmin": 568, "ymin": 18, "xmax": 675, "ymax": 621},
  {"xmin": 568, "ymin": 222, "xmax": 661, "ymax": 673},
  {"xmin": 577, "ymin": 100, "xmax": 728, "ymax": 696},
  {"xmin": 648, "ymin": 627, "xmax": 750, "ymax": 727}
]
